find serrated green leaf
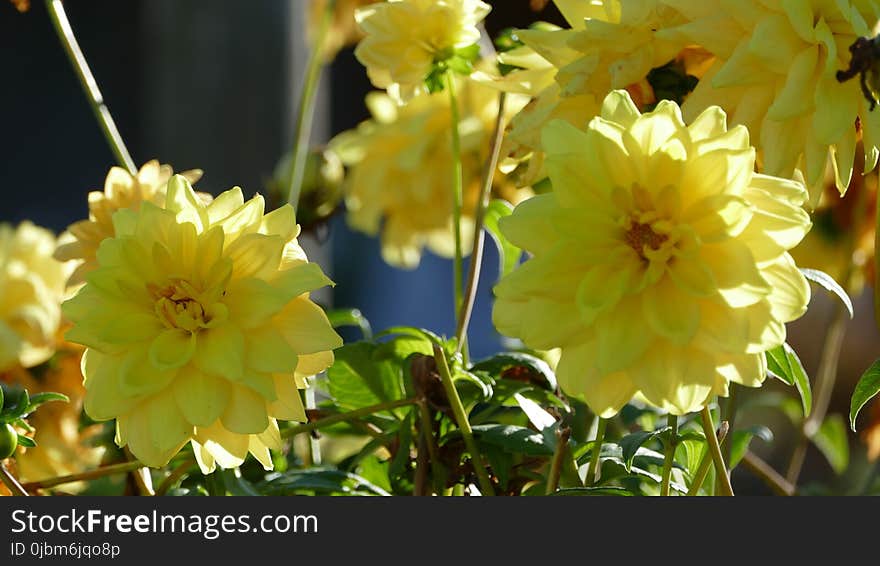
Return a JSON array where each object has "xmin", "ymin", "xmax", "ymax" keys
[
  {"xmin": 471, "ymin": 424, "xmax": 554, "ymax": 456},
  {"xmin": 812, "ymin": 414, "xmax": 849, "ymax": 475},
  {"xmin": 619, "ymin": 427, "xmax": 670, "ymax": 472},
  {"xmin": 850, "ymin": 358, "xmax": 880, "ymax": 431},
  {"xmin": 549, "ymin": 487, "xmax": 633, "ymax": 496},
  {"xmin": 800, "ymin": 268, "xmax": 853, "ymax": 318},
  {"xmin": 327, "ymin": 342, "xmax": 405, "ymax": 411},
  {"xmin": 326, "ymin": 308, "xmax": 372, "ymax": 340},
  {"xmin": 483, "ymin": 199, "xmax": 522, "ymax": 279},
  {"xmin": 765, "ymin": 343, "xmax": 812, "ymax": 416}
]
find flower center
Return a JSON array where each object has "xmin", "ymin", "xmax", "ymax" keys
[
  {"xmin": 148, "ymin": 279, "xmax": 218, "ymax": 332},
  {"xmin": 624, "ymin": 221, "xmax": 668, "ymax": 259}
]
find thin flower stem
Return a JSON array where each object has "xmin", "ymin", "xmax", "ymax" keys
[
  {"xmin": 786, "ymin": 302, "xmax": 848, "ymax": 484},
  {"xmin": 660, "ymin": 415, "xmax": 678, "ymax": 496},
  {"xmin": 45, "ymin": 0, "xmax": 136, "ymax": 174},
  {"xmin": 0, "ymin": 463, "xmax": 28, "ymax": 496},
  {"xmin": 446, "ymin": 72, "xmax": 465, "ymax": 333},
  {"xmin": 432, "ymin": 343, "xmax": 495, "ymax": 496},
  {"xmin": 741, "ymin": 451, "xmax": 795, "ymax": 496},
  {"xmin": 686, "ymin": 421, "xmax": 728, "ymax": 496},
  {"xmin": 417, "ymin": 399, "xmax": 443, "ymax": 492},
  {"xmin": 286, "ymin": 0, "xmax": 333, "ymax": 211},
  {"xmin": 700, "ymin": 407, "xmax": 734, "ymax": 496},
  {"xmin": 281, "ymin": 397, "xmax": 418, "ymax": 439},
  {"xmin": 155, "ymin": 459, "xmax": 197, "ymax": 497},
  {"xmin": 304, "ymin": 387, "xmax": 322, "ymax": 466},
  {"xmin": 455, "ymin": 92, "xmax": 507, "ymax": 354},
  {"xmin": 585, "ymin": 418, "xmax": 608, "ymax": 486},
  {"xmin": 21, "ymin": 460, "xmax": 145, "ymax": 491},
  {"xmin": 545, "ymin": 426, "xmax": 570, "ymax": 495}
]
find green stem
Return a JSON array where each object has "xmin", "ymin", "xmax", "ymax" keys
[
  {"xmin": 20, "ymin": 460, "xmax": 145, "ymax": 491},
  {"xmin": 585, "ymin": 418, "xmax": 608, "ymax": 486},
  {"xmin": 545, "ymin": 426, "xmax": 570, "ymax": 495},
  {"xmin": 660, "ymin": 415, "xmax": 679, "ymax": 497},
  {"xmin": 741, "ymin": 451, "xmax": 795, "ymax": 496},
  {"xmin": 432, "ymin": 343, "xmax": 494, "ymax": 496},
  {"xmin": 281, "ymin": 397, "xmax": 418, "ymax": 439},
  {"xmin": 447, "ymin": 72, "xmax": 465, "ymax": 334},
  {"xmin": 0, "ymin": 463, "xmax": 28, "ymax": 496},
  {"xmin": 417, "ymin": 399, "xmax": 443, "ymax": 494},
  {"xmin": 304, "ymin": 386, "xmax": 322, "ymax": 465},
  {"xmin": 455, "ymin": 92, "xmax": 507, "ymax": 354},
  {"xmin": 45, "ymin": 0, "xmax": 136, "ymax": 174},
  {"xmin": 700, "ymin": 407, "xmax": 734, "ymax": 496},
  {"xmin": 786, "ymin": 302, "xmax": 848, "ymax": 484},
  {"xmin": 686, "ymin": 421, "xmax": 728, "ymax": 496},
  {"xmin": 286, "ymin": 0, "xmax": 333, "ymax": 211}
]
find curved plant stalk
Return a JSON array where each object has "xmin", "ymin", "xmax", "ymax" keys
[
  {"xmin": 456, "ymin": 92, "xmax": 507, "ymax": 354},
  {"xmin": 447, "ymin": 72, "xmax": 465, "ymax": 330},
  {"xmin": 155, "ymin": 460, "xmax": 197, "ymax": 497},
  {"xmin": 0, "ymin": 463, "xmax": 28, "ymax": 496},
  {"xmin": 686, "ymin": 421, "xmax": 728, "ymax": 496},
  {"xmin": 20, "ymin": 460, "xmax": 145, "ymax": 491},
  {"xmin": 286, "ymin": 0, "xmax": 334, "ymax": 212},
  {"xmin": 742, "ymin": 451, "xmax": 795, "ymax": 496},
  {"xmin": 545, "ymin": 426, "xmax": 570, "ymax": 494},
  {"xmin": 432, "ymin": 343, "xmax": 495, "ymax": 495},
  {"xmin": 45, "ymin": 0, "xmax": 136, "ymax": 174},
  {"xmin": 660, "ymin": 415, "xmax": 678, "ymax": 496},
  {"xmin": 585, "ymin": 418, "xmax": 608, "ymax": 486},
  {"xmin": 700, "ymin": 407, "xmax": 734, "ymax": 496},
  {"xmin": 281, "ymin": 397, "xmax": 418, "ymax": 439}
]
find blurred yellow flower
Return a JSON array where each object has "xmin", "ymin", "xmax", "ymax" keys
[
  {"xmin": 493, "ymin": 90, "xmax": 812, "ymax": 416},
  {"xmin": 330, "ymin": 74, "xmax": 529, "ymax": 268},
  {"xmin": 354, "ymin": 0, "xmax": 491, "ymax": 102},
  {"xmin": 54, "ymin": 160, "xmax": 203, "ymax": 287},
  {"xmin": 660, "ymin": 0, "xmax": 880, "ymax": 202},
  {"xmin": 483, "ymin": 0, "xmax": 709, "ymax": 187},
  {"xmin": 9, "ymin": 0, "xmax": 28, "ymax": 13},
  {"xmin": 62, "ymin": 176, "xmax": 342, "ymax": 472},
  {"xmin": 7, "ymin": 346, "xmax": 105, "ymax": 491},
  {"xmin": 309, "ymin": 0, "xmax": 382, "ymax": 61},
  {"xmin": 0, "ymin": 222, "xmax": 69, "ymax": 371}
]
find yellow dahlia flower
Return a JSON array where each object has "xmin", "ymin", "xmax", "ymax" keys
[
  {"xmin": 493, "ymin": 90, "xmax": 812, "ymax": 416},
  {"xmin": 330, "ymin": 75, "xmax": 529, "ymax": 268},
  {"xmin": 485, "ymin": 0, "xmax": 709, "ymax": 187},
  {"xmin": 54, "ymin": 160, "xmax": 203, "ymax": 287},
  {"xmin": 7, "ymin": 347, "xmax": 105, "ymax": 491},
  {"xmin": 0, "ymin": 222, "xmax": 69, "ymax": 371},
  {"xmin": 62, "ymin": 176, "xmax": 342, "ymax": 472},
  {"xmin": 354, "ymin": 0, "xmax": 491, "ymax": 102},
  {"xmin": 660, "ymin": 0, "xmax": 880, "ymax": 200}
]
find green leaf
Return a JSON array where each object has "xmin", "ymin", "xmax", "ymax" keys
[
  {"xmin": 811, "ymin": 414, "xmax": 849, "ymax": 475},
  {"xmin": 16, "ymin": 434, "xmax": 36, "ymax": 448},
  {"xmin": 327, "ymin": 342, "xmax": 405, "ymax": 411},
  {"xmin": 357, "ymin": 455, "xmax": 392, "ymax": 494},
  {"xmin": 326, "ymin": 308, "xmax": 372, "ymax": 340},
  {"xmin": 800, "ymin": 268, "xmax": 854, "ymax": 318},
  {"xmin": 729, "ymin": 425, "xmax": 773, "ymax": 469},
  {"xmin": 0, "ymin": 388, "xmax": 29, "ymax": 423},
  {"xmin": 0, "ymin": 384, "xmax": 4, "ymax": 410},
  {"xmin": 850, "ymin": 358, "xmax": 880, "ymax": 431},
  {"xmin": 471, "ymin": 424, "xmax": 554, "ymax": 456},
  {"xmin": 483, "ymin": 199, "xmax": 522, "ymax": 279},
  {"xmin": 549, "ymin": 487, "xmax": 634, "ymax": 496},
  {"xmin": 470, "ymin": 352, "xmax": 557, "ymax": 390},
  {"xmin": 765, "ymin": 343, "xmax": 812, "ymax": 417},
  {"xmin": 619, "ymin": 427, "xmax": 671, "ymax": 472},
  {"xmin": 259, "ymin": 468, "xmax": 390, "ymax": 496},
  {"xmin": 513, "ymin": 393, "xmax": 556, "ymax": 431},
  {"xmin": 26, "ymin": 392, "xmax": 69, "ymax": 414}
]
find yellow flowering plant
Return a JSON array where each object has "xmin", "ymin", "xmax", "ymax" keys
[{"xmin": 10, "ymin": 0, "xmax": 880, "ymax": 500}]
